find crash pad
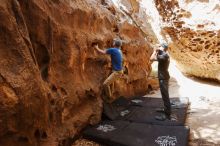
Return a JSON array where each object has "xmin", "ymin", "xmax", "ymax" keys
[
  {"xmin": 103, "ymin": 97, "xmax": 189, "ymax": 126},
  {"xmin": 83, "ymin": 120, "xmax": 190, "ymax": 146}
]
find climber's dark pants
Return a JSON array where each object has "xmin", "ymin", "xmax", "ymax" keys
[{"xmin": 159, "ymin": 79, "xmax": 171, "ymax": 116}]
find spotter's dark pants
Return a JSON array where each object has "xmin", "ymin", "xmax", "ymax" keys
[{"xmin": 159, "ymin": 79, "xmax": 171, "ymax": 117}]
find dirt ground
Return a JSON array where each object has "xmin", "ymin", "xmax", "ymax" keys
[{"xmin": 73, "ymin": 61, "xmax": 220, "ymax": 146}]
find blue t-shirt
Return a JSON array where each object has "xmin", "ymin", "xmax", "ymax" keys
[{"xmin": 106, "ymin": 48, "xmax": 123, "ymax": 71}]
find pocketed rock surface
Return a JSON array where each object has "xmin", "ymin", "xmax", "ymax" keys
[{"xmin": 0, "ymin": 0, "xmax": 155, "ymax": 145}]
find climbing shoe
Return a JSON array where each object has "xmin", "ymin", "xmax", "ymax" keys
[
  {"xmin": 155, "ymin": 108, "xmax": 165, "ymax": 113},
  {"xmin": 155, "ymin": 114, "xmax": 167, "ymax": 121},
  {"xmin": 155, "ymin": 113, "xmax": 177, "ymax": 121}
]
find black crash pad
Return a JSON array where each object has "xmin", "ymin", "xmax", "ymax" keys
[
  {"xmin": 83, "ymin": 120, "xmax": 190, "ymax": 146},
  {"xmin": 126, "ymin": 106, "xmax": 188, "ymax": 126},
  {"xmin": 103, "ymin": 97, "xmax": 189, "ymax": 126},
  {"xmin": 130, "ymin": 97, "xmax": 189, "ymax": 109},
  {"xmin": 102, "ymin": 97, "xmax": 131, "ymax": 120}
]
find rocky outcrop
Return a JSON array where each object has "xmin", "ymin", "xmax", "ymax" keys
[
  {"xmin": 113, "ymin": 0, "xmax": 159, "ymax": 44},
  {"xmin": 155, "ymin": 0, "xmax": 220, "ymax": 81},
  {"xmin": 0, "ymin": 0, "xmax": 154, "ymax": 145}
]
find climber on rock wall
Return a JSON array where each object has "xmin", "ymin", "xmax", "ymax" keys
[
  {"xmin": 150, "ymin": 43, "xmax": 177, "ymax": 121},
  {"xmin": 94, "ymin": 39, "xmax": 123, "ymax": 102}
]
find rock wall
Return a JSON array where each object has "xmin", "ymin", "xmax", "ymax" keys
[
  {"xmin": 114, "ymin": 0, "xmax": 159, "ymax": 44},
  {"xmin": 155, "ymin": 0, "xmax": 220, "ymax": 81},
  {"xmin": 0, "ymin": 0, "xmax": 154, "ymax": 145}
]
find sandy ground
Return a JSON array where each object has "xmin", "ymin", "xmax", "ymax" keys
[
  {"xmin": 73, "ymin": 61, "xmax": 220, "ymax": 146},
  {"xmin": 148, "ymin": 61, "xmax": 220, "ymax": 146}
]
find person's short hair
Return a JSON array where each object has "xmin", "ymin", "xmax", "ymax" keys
[
  {"xmin": 161, "ymin": 43, "xmax": 168, "ymax": 51},
  {"xmin": 113, "ymin": 39, "xmax": 122, "ymax": 48}
]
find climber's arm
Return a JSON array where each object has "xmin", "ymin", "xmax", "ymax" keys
[
  {"xmin": 150, "ymin": 48, "xmax": 159, "ymax": 61},
  {"xmin": 94, "ymin": 44, "xmax": 107, "ymax": 54}
]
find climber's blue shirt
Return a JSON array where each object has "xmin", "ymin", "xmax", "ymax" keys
[{"xmin": 106, "ymin": 48, "xmax": 123, "ymax": 71}]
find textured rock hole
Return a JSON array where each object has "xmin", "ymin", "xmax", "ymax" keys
[
  {"xmin": 217, "ymin": 42, "xmax": 220, "ymax": 46},
  {"xmin": 61, "ymin": 140, "xmax": 66, "ymax": 146},
  {"xmin": 205, "ymin": 41, "xmax": 210, "ymax": 44},
  {"xmin": 101, "ymin": 0, "xmax": 107, "ymax": 5},
  {"xmin": 85, "ymin": 88, "xmax": 96, "ymax": 98},
  {"xmin": 177, "ymin": 25, "xmax": 183, "ymax": 28},
  {"xmin": 199, "ymin": 41, "xmax": 204, "ymax": 44},
  {"xmin": 60, "ymin": 87, "xmax": 67, "ymax": 96},
  {"xmin": 106, "ymin": 40, "xmax": 112, "ymax": 47},
  {"xmin": 91, "ymin": 42, "xmax": 98, "ymax": 47},
  {"xmin": 124, "ymin": 66, "xmax": 128, "ymax": 75},
  {"xmin": 34, "ymin": 44, "xmax": 50, "ymax": 81},
  {"xmin": 47, "ymin": 93, "xmax": 52, "ymax": 98},
  {"xmin": 113, "ymin": 25, "xmax": 119, "ymax": 33},
  {"xmin": 121, "ymin": 45, "xmax": 125, "ymax": 51},
  {"xmin": 34, "ymin": 129, "xmax": 41, "ymax": 139},
  {"xmin": 201, "ymin": 32, "xmax": 206, "ymax": 35},
  {"xmin": 51, "ymin": 0, "xmax": 60, "ymax": 4},
  {"xmin": 197, "ymin": 24, "xmax": 204, "ymax": 28},
  {"xmin": 41, "ymin": 131, "xmax": 47, "ymax": 139},
  {"xmin": 49, "ymin": 112, "xmax": 53, "ymax": 121},
  {"xmin": 50, "ymin": 99, "xmax": 55, "ymax": 105},
  {"xmin": 108, "ymin": 7, "xmax": 116, "ymax": 15},
  {"xmin": 18, "ymin": 136, "xmax": 29, "ymax": 142},
  {"xmin": 178, "ymin": 14, "xmax": 183, "ymax": 18},
  {"xmin": 194, "ymin": 49, "xmax": 198, "ymax": 52},
  {"xmin": 41, "ymin": 65, "xmax": 49, "ymax": 81},
  {"xmin": 147, "ymin": 85, "xmax": 153, "ymax": 93},
  {"xmin": 34, "ymin": 129, "xmax": 47, "ymax": 139},
  {"xmin": 209, "ymin": 34, "xmax": 215, "ymax": 37},
  {"xmin": 0, "ymin": 75, "xmax": 4, "ymax": 83},
  {"xmin": 58, "ymin": 139, "xmax": 73, "ymax": 146},
  {"xmin": 193, "ymin": 38, "xmax": 201, "ymax": 41},
  {"xmin": 51, "ymin": 85, "xmax": 57, "ymax": 92},
  {"xmin": 211, "ymin": 50, "xmax": 215, "ymax": 54},
  {"xmin": 205, "ymin": 45, "xmax": 210, "ymax": 49}
]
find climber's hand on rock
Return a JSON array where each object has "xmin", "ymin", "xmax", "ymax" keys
[
  {"xmin": 94, "ymin": 44, "xmax": 106, "ymax": 54},
  {"xmin": 94, "ymin": 44, "xmax": 99, "ymax": 50},
  {"xmin": 154, "ymin": 47, "xmax": 160, "ymax": 52}
]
